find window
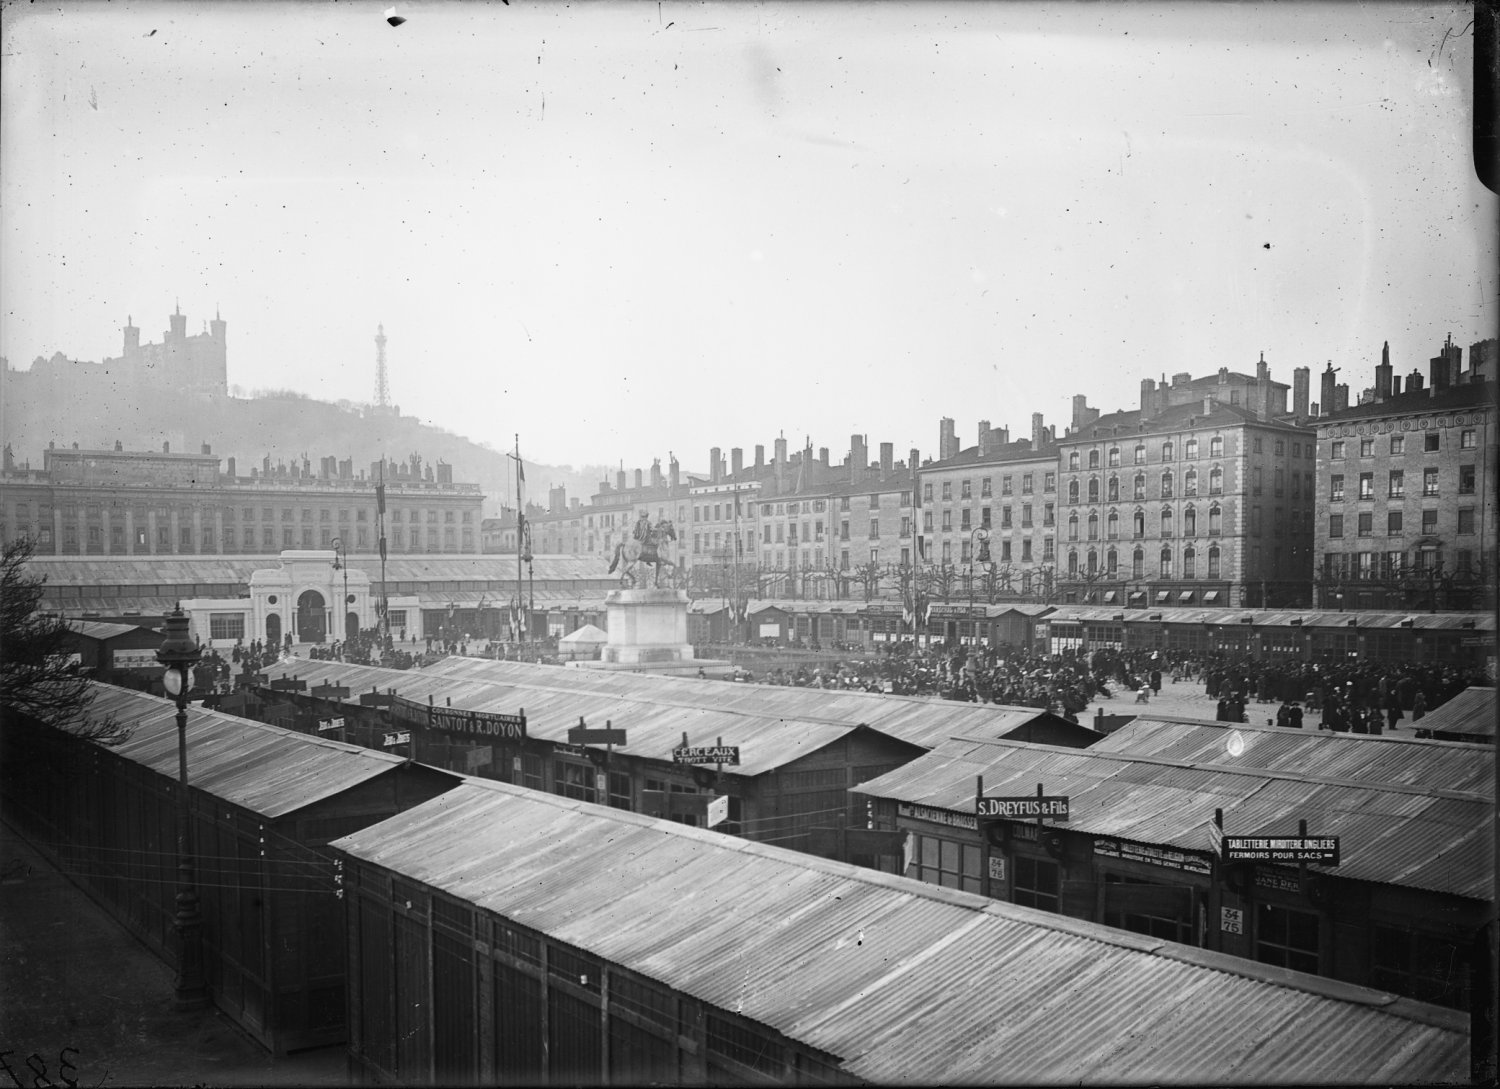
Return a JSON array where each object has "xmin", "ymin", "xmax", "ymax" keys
[
  {"xmin": 1161, "ymin": 441, "xmax": 1173, "ymax": 461},
  {"xmin": 1012, "ymin": 855, "xmax": 1059, "ymax": 912},
  {"xmin": 1371, "ymin": 925, "xmax": 1469, "ymax": 1010},
  {"xmin": 1159, "ymin": 547, "xmax": 1173, "ymax": 578},
  {"xmin": 1329, "ymin": 514, "xmax": 1344, "ymax": 538},
  {"xmin": 1359, "ymin": 438, "xmax": 1373, "ymax": 457},
  {"xmin": 1460, "ymin": 429, "xmax": 1476, "ymax": 449},
  {"xmin": 1210, "ymin": 436, "xmax": 1224, "ymax": 457},
  {"xmin": 1252, "ymin": 468, "xmax": 1263, "ymax": 496},
  {"xmin": 1087, "ymin": 513, "xmax": 1099, "ymax": 540},
  {"xmin": 981, "ymin": 477, "xmax": 992, "ymax": 498},
  {"xmin": 1459, "ymin": 465, "xmax": 1475, "ymax": 494},
  {"xmin": 1255, "ymin": 903, "xmax": 1319, "ymax": 974},
  {"xmin": 1424, "ymin": 432, "xmax": 1439, "ymax": 452},
  {"xmin": 1067, "ymin": 550, "xmax": 1079, "ymax": 577},
  {"xmin": 1422, "ymin": 509, "xmax": 1438, "ymax": 534},
  {"xmin": 1388, "ymin": 470, "xmax": 1404, "ymax": 498},
  {"xmin": 1183, "ymin": 546, "xmax": 1196, "ymax": 579},
  {"xmin": 1253, "ymin": 437, "xmax": 1262, "ymax": 453},
  {"xmin": 1357, "ymin": 512, "xmax": 1372, "ymax": 537},
  {"xmin": 1022, "ymin": 504, "xmax": 1033, "ymax": 528},
  {"xmin": 1160, "ymin": 508, "xmax": 1174, "ymax": 537},
  {"xmin": 1387, "ymin": 511, "xmax": 1402, "ymax": 536},
  {"xmin": 1132, "ymin": 511, "xmax": 1145, "ymax": 538},
  {"xmin": 209, "ymin": 613, "xmax": 245, "ymax": 641},
  {"xmin": 1021, "ymin": 540, "xmax": 1033, "ymax": 562},
  {"xmin": 1184, "ymin": 468, "xmax": 1197, "ymax": 496},
  {"xmin": 1274, "ymin": 469, "xmax": 1284, "ymax": 496},
  {"xmin": 1209, "ymin": 466, "xmax": 1223, "ymax": 495},
  {"xmin": 1087, "ymin": 478, "xmax": 1099, "ymax": 503},
  {"xmin": 1108, "ymin": 447, "xmax": 1120, "ymax": 467},
  {"xmin": 1390, "ymin": 435, "xmax": 1404, "ymax": 455},
  {"xmin": 1423, "ymin": 468, "xmax": 1440, "ymax": 496},
  {"xmin": 1183, "ymin": 507, "xmax": 1196, "ymax": 536},
  {"xmin": 1021, "ymin": 474, "xmax": 1034, "ymax": 495},
  {"xmin": 1331, "ymin": 440, "xmax": 1345, "ymax": 460},
  {"xmin": 942, "ymin": 481, "xmax": 952, "ymax": 501},
  {"xmin": 907, "ymin": 834, "xmax": 982, "ymax": 892},
  {"xmin": 1069, "ymin": 451, "xmax": 1080, "ymax": 471},
  {"xmin": 1133, "ymin": 474, "xmax": 1145, "ymax": 500},
  {"xmin": 1001, "ymin": 506, "xmax": 1012, "ymax": 529},
  {"xmin": 979, "ymin": 508, "xmax": 990, "ymax": 529},
  {"xmin": 1107, "ymin": 476, "xmax": 1119, "ymax": 502},
  {"xmin": 1043, "ymin": 537, "xmax": 1055, "ymax": 560},
  {"xmin": 1044, "ymin": 472, "xmax": 1056, "ymax": 493},
  {"xmin": 1001, "ymin": 475, "xmax": 1013, "ymax": 496},
  {"xmin": 1067, "ymin": 513, "xmax": 1079, "ymax": 541},
  {"xmin": 1358, "ymin": 473, "xmax": 1374, "ymax": 500},
  {"xmin": 1458, "ymin": 508, "xmax": 1475, "ymax": 535},
  {"xmin": 941, "ymin": 511, "xmax": 951, "ymax": 532},
  {"xmin": 870, "ymin": 518, "xmax": 881, "ymax": 538},
  {"xmin": 1208, "ymin": 506, "xmax": 1222, "ymax": 535},
  {"xmin": 1132, "ymin": 548, "xmax": 1144, "ymax": 578},
  {"xmin": 1134, "ymin": 444, "xmax": 1146, "ymax": 464},
  {"xmin": 1207, "ymin": 545, "xmax": 1220, "ymax": 578},
  {"xmin": 923, "ymin": 483, "xmax": 933, "ymax": 503},
  {"xmin": 1161, "ymin": 472, "xmax": 1173, "ymax": 498},
  {"xmin": 1185, "ymin": 438, "xmax": 1198, "ymax": 459},
  {"xmin": 1068, "ymin": 480, "xmax": 1080, "ymax": 504},
  {"xmin": 1330, "ymin": 475, "xmax": 1345, "ymax": 502}
]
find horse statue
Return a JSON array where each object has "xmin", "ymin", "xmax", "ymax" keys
[{"xmin": 608, "ymin": 517, "xmax": 678, "ymax": 588}]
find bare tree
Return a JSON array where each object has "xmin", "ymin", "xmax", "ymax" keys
[{"xmin": 1, "ymin": 537, "xmax": 129, "ymax": 743}]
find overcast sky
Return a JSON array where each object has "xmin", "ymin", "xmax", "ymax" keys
[{"xmin": 2, "ymin": 0, "xmax": 1493, "ymax": 475}]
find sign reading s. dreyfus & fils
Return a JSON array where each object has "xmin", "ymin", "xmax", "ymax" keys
[
  {"xmin": 391, "ymin": 696, "xmax": 527, "ymax": 740},
  {"xmin": 1222, "ymin": 836, "xmax": 1340, "ymax": 865},
  {"xmin": 976, "ymin": 796, "xmax": 1070, "ymax": 821}
]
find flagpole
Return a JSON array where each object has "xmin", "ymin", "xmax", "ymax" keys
[{"xmin": 512, "ymin": 435, "xmax": 525, "ymax": 649}]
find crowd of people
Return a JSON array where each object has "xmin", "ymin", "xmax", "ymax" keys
[{"xmin": 694, "ymin": 640, "xmax": 1492, "ymax": 731}]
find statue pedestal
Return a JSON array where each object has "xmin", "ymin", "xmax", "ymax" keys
[{"xmin": 602, "ymin": 589, "xmax": 695, "ymax": 665}]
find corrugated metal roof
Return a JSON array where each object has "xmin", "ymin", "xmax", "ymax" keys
[
  {"xmin": 1044, "ymin": 603, "xmax": 1496, "ymax": 631},
  {"xmin": 331, "ymin": 780, "xmax": 1469, "ymax": 1084},
  {"xmin": 87, "ymin": 683, "xmax": 415, "ymax": 818},
  {"xmin": 68, "ymin": 620, "xmax": 148, "ymax": 640},
  {"xmin": 1416, "ymin": 687, "xmax": 1496, "ymax": 738},
  {"xmin": 856, "ymin": 735, "xmax": 1492, "ymax": 900},
  {"xmin": 1093, "ymin": 716, "xmax": 1494, "ymax": 793},
  {"xmin": 268, "ymin": 655, "xmax": 1069, "ymax": 757}
]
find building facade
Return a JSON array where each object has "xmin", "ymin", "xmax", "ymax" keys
[
  {"xmin": 1314, "ymin": 337, "xmax": 1497, "ymax": 611},
  {"xmin": 0, "ymin": 443, "xmax": 484, "ymax": 558}
]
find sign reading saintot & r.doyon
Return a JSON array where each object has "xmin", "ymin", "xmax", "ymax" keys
[
  {"xmin": 976, "ymin": 796, "xmax": 1070, "ymax": 821},
  {"xmin": 1223, "ymin": 836, "xmax": 1340, "ymax": 865},
  {"xmin": 673, "ymin": 745, "xmax": 741, "ymax": 766},
  {"xmin": 391, "ymin": 697, "xmax": 526, "ymax": 739}
]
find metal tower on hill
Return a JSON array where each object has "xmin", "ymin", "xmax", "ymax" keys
[{"xmin": 374, "ymin": 324, "xmax": 391, "ymax": 410}]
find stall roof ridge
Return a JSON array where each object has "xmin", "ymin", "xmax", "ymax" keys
[{"xmin": 945, "ymin": 732, "xmax": 1493, "ymax": 802}]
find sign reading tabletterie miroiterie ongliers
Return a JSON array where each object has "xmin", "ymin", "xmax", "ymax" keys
[{"xmin": 390, "ymin": 696, "xmax": 526, "ymax": 739}]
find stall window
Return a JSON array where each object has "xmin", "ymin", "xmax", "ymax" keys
[
  {"xmin": 1102, "ymin": 874, "xmax": 1191, "ymax": 943},
  {"xmin": 608, "ymin": 772, "xmax": 632, "ymax": 811},
  {"xmin": 1255, "ymin": 903, "xmax": 1319, "ymax": 974},
  {"xmin": 555, "ymin": 761, "xmax": 597, "ymax": 803},
  {"xmin": 907, "ymin": 834, "xmax": 981, "ymax": 892},
  {"xmin": 1012, "ymin": 855, "xmax": 1060, "ymax": 913},
  {"xmin": 1371, "ymin": 925, "xmax": 1469, "ymax": 1010},
  {"xmin": 521, "ymin": 753, "xmax": 545, "ymax": 791}
]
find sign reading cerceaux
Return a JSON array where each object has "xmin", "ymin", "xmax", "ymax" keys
[
  {"xmin": 975, "ymin": 796, "xmax": 1071, "ymax": 821},
  {"xmin": 673, "ymin": 745, "xmax": 741, "ymax": 766},
  {"xmin": 1223, "ymin": 836, "xmax": 1340, "ymax": 865}
]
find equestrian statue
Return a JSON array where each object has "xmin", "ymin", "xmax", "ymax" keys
[{"xmin": 608, "ymin": 512, "xmax": 679, "ymax": 588}]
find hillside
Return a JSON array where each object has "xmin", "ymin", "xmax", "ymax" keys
[{"xmin": 0, "ymin": 373, "xmax": 606, "ymax": 516}]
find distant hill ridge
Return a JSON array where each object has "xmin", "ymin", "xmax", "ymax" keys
[{"xmin": 0, "ymin": 369, "xmax": 606, "ymax": 517}]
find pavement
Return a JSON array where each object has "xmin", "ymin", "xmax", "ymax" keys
[
  {"xmin": 1078, "ymin": 674, "xmax": 1435, "ymax": 740},
  {"xmin": 0, "ymin": 819, "xmax": 347, "ymax": 1089}
]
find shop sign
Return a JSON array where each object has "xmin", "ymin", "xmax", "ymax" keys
[
  {"xmin": 673, "ymin": 745, "xmax": 740, "ymax": 765},
  {"xmin": 382, "ymin": 731, "xmax": 411, "ymax": 747},
  {"xmin": 1224, "ymin": 836, "xmax": 1339, "ymax": 865},
  {"xmin": 1220, "ymin": 907, "xmax": 1244, "ymax": 934},
  {"xmin": 113, "ymin": 650, "xmax": 164, "ymax": 670},
  {"xmin": 706, "ymin": 795, "xmax": 730, "ymax": 829},
  {"xmin": 316, "ymin": 717, "xmax": 344, "ymax": 732},
  {"xmin": 897, "ymin": 802, "xmax": 977, "ymax": 831},
  {"xmin": 392, "ymin": 696, "xmax": 527, "ymax": 739},
  {"xmin": 976, "ymin": 795, "xmax": 1069, "ymax": 821},
  {"xmin": 988, "ymin": 855, "xmax": 1006, "ymax": 882},
  {"xmin": 1254, "ymin": 870, "xmax": 1301, "ymax": 894},
  {"xmin": 1093, "ymin": 837, "xmax": 1212, "ymax": 876}
]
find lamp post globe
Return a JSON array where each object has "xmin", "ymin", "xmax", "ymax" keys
[{"xmin": 155, "ymin": 604, "xmax": 208, "ymax": 1010}]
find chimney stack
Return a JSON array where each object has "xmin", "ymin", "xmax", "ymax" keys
[
  {"xmin": 617, "ymin": 469, "xmax": 627, "ymax": 492},
  {"xmin": 227, "ymin": 456, "xmax": 236, "ymax": 478},
  {"xmin": 1375, "ymin": 341, "xmax": 1393, "ymax": 402},
  {"xmin": 938, "ymin": 418, "xmax": 958, "ymax": 461},
  {"xmin": 709, "ymin": 447, "xmax": 721, "ymax": 484},
  {"xmin": 849, "ymin": 434, "xmax": 868, "ymax": 482},
  {"xmin": 731, "ymin": 447, "xmax": 743, "ymax": 477},
  {"xmin": 1256, "ymin": 352, "xmax": 1268, "ymax": 381},
  {"xmin": 774, "ymin": 435, "xmax": 788, "ymax": 492},
  {"xmin": 1320, "ymin": 363, "xmax": 1337, "ymax": 417},
  {"xmin": 1031, "ymin": 412, "xmax": 1045, "ymax": 449},
  {"xmin": 755, "ymin": 444, "xmax": 765, "ymax": 469},
  {"xmin": 879, "ymin": 442, "xmax": 893, "ymax": 472},
  {"xmin": 651, "ymin": 458, "xmax": 662, "ymax": 487},
  {"xmin": 1293, "ymin": 366, "xmax": 1310, "ymax": 417},
  {"xmin": 909, "ymin": 448, "xmax": 920, "ymax": 476},
  {"xmin": 669, "ymin": 454, "xmax": 680, "ymax": 488},
  {"xmin": 634, "ymin": 468, "xmax": 643, "ymax": 489}
]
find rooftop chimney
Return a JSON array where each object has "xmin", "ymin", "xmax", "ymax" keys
[
  {"xmin": 938, "ymin": 418, "xmax": 957, "ymax": 461},
  {"xmin": 879, "ymin": 442, "xmax": 893, "ymax": 472},
  {"xmin": 754, "ymin": 444, "xmax": 765, "ymax": 470},
  {"xmin": 651, "ymin": 458, "xmax": 663, "ymax": 487},
  {"xmin": 731, "ymin": 448, "xmax": 743, "ymax": 477},
  {"xmin": 1320, "ymin": 362, "xmax": 1338, "ymax": 417},
  {"xmin": 709, "ymin": 447, "xmax": 721, "ymax": 484},
  {"xmin": 634, "ymin": 468, "xmax": 643, "ymax": 489},
  {"xmin": 1256, "ymin": 353, "xmax": 1268, "ymax": 381},
  {"xmin": 1031, "ymin": 412, "xmax": 1045, "ymax": 449},
  {"xmin": 1293, "ymin": 366, "xmax": 1310, "ymax": 417},
  {"xmin": 1374, "ymin": 341, "xmax": 1393, "ymax": 401},
  {"xmin": 617, "ymin": 469, "xmax": 627, "ymax": 492},
  {"xmin": 774, "ymin": 435, "xmax": 787, "ymax": 492},
  {"xmin": 850, "ymin": 434, "xmax": 868, "ymax": 482}
]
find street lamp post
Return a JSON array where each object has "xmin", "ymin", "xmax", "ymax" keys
[
  {"xmin": 331, "ymin": 536, "xmax": 349, "ymax": 644},
  {"xmin": 155, "ymin": 604, "xmax": 208, "ymax": 1010}
]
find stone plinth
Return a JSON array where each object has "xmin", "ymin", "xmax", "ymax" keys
[{"xmin": 602, "ymin": 589, "xmax": 694, "ymax": 665}]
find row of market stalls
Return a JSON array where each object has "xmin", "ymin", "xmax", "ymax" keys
[{"xmin": 1040, "ymin": 604, "xmax": 1497, "ymax": 664}]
